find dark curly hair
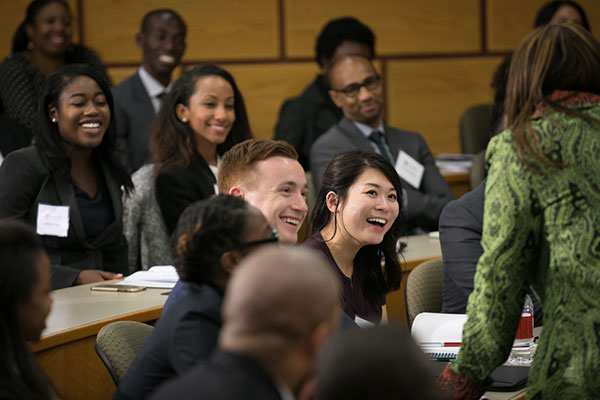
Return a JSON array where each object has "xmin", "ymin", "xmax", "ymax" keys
[
  {"xmin": 311, "ymin": 149, "xmax": 403, "ymax": 302},
  {"xmin": 151, "ymin": 64, "xmax": 253, "ymax": 173},
  {"xmin": 171, "ymin": 195, "xmax": 251, "ymax": 286},
  {"xmin": 315, "ymin": 17, "xmax": 375, "ymax": 67}
]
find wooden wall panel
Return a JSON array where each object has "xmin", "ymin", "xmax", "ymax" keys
[
  {"xmin": 221, "ymin": 63, "xmax": 319, "ymax": 139},
  {"xmin": 487, "ymin": 0, "xmax": 600, "ymax": 52},
  {"xmin": 107, "ymin": 66, "xmax": 138, "ymax": 86},
  {"xmin": 386, "ymin": 57, "xmax": 502, "ymax": 154},
  {"xmin": 83, "ymin": 0, "xmax": 280, "ymax": 64},
  {"xmin": 0, "ymin": 0, "xmax": 78, "ymax": 59},
  {"xmin": 284, "ymin": 0, "xmax": 481, "ymax": 58}
]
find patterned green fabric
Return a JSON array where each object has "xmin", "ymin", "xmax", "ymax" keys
[{"xmin": 452, "ymin": 91, "xmax": 600, "ymax": 399}]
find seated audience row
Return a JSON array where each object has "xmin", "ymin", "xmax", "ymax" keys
[
  {"xmin": 0, "ymin": 219, "xmax": 438, "ymax": 400},
  {"xmin": 115, "ymin": 195, "xmax": 276, "ymax": 400}
]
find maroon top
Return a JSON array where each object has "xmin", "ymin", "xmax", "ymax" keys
[{"xmin": 302, "ymin": 232, "xmax": 385, "ymax": 323}]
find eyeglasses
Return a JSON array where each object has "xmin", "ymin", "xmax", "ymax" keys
[
  {"xmin": 332, "ymin": 75, "xmax": 380, "ymax": 97},
  {"xmin": 237, "ymin": 228, "xmax": 279, "ymax": 249}
]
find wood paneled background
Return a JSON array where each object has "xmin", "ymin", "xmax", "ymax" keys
[{"xmin": 2, "ymin": 0, "xmax": 599, "ymax": 154}]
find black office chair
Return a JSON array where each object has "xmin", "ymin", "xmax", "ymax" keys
[{"xmin": 460, "ymin": 104, "xmax": 493, "ymax": 155}]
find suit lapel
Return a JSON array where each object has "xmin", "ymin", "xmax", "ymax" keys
[
  {"xmin": 382, "ymin": 125, "xmax": 401, "ymax": 161},
  {"xmin": 132, "ymin": 73, "xmax": 157, "ymax": 118},
  {"xmin": 338, "ymin": 117, "xmax": 373, "ymax": 148}
]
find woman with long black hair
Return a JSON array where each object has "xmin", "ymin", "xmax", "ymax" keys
[{"xmin": 0, "ymin": 220, "xmax": 54, "ymax": 399}]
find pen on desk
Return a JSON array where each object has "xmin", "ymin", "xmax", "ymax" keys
[{"xmin": 161, "ymin": 291, "xmax": 171, "ymax": 295}]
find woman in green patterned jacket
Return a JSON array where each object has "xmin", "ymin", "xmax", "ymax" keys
[{"xmin": 437, "ymin": 23, "xmax": 600, "ymax": 399}]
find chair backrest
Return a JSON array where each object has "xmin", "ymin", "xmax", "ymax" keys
[
  {"xmin": 460, "ymin": 104, "xmax": 493, "ymax": 154},
  {"xmin": 94, "ymin": 321, "xmax": 154, "ymax": 385},
  {"xmin": 469, "ymin": 150, "xmax": 486, "ymax": 190},
  {"xmin": 404, "ymin": 258, "xmax": 444, "ymax": 327}
]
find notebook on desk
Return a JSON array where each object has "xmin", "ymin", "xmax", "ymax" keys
[
  {"xmin": 412, "ymin": 313, "xmax": 467, "ymax": 361},
  {"xmin": 413, "ymin": 313, "xmax": 529, "ymax": 392}
]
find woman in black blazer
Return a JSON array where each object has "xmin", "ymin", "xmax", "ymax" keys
[
  {"xmin": 152, "ymin": 65, "xmax": 253, "ymax": 234},
  {"xmin": 0, "ymin": 64, "xmax": 133, "ymax": 289}
]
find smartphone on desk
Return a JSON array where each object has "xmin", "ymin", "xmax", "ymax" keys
[{"xmin": 91, "ymin": 284, "xmax": 146, "ymax": 292}]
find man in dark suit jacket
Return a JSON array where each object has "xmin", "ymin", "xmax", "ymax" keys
[
  {"xmin": 150, "ymin": 246, "xmax": 341, "ymax": 400},
  {"xmin": 310, "ymin": 55, "xmax": 454, "ymax": 232},
  {"xmin": 274, "ymin": 17, "xmax": 375, "ymax": 171},
  {"xmin": 113, "ymin": 9, "xmax": 186, "ymax": 173}
]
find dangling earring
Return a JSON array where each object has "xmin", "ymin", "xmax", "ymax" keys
[{"xmin": 27, "ymin": 40, "xmax": 34, "ymax": 50}]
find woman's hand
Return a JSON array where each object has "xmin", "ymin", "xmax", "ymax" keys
[{"xmin": 75, "ymin": 270, "xmax": 123, "ymax": 285}]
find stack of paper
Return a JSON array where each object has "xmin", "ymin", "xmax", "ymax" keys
[
  {"xmin": 118, "ymin": 265, "xmax": 179, "ymax": 288},
  {"xmin": 411, "ymin": 313, "xmax": 468, "ymax": 360},
  {"xmin": 435, "ymin": 153, "xmax": 475, "ymax": 172}
]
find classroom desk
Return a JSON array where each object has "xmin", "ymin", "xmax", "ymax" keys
[
  {"xmin": 31, "ymin": 281, "xmax": 167, "ymax": 400},
  {"xmin": 386, "ymin": 233, "xmax": 442, "ymax": 325}
]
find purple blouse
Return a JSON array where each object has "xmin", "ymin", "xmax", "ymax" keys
[{"xmin": 302, "ymin": 232, "xmax": 385, "ymax": 323}]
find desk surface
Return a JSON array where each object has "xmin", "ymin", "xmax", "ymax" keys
[
  {"xmin": 32, "ymin": 280, "xmax": 166, "ymax": 352},
  {"xmin": 400, "ymin": 233, "xmax": 442, "ymax": 269}
]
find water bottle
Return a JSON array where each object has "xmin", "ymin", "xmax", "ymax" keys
[
  {"xmin": 514, "ymin": 294, "xmax": 534, "ymax": 346},
  {"xmin": 508, "ymin": 294, "xmax": 535, "ymax": 364}
]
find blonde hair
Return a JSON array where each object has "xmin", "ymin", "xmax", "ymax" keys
[{"xmin": 217, "ymin": 139, "xmax": 298, "ymax": 193}]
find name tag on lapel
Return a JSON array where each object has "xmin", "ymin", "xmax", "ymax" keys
[
  {"xmin": 395, "ymin": 151, "xmax": 424, "ymax": 189},
  {"xmin": 37, "ymin": 204, "xmax": 69, "ymax": 237}
]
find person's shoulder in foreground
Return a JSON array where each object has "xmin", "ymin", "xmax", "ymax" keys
[{"xmin": 150, "ymin": 246, "xmax": 341, "ymax": 399}]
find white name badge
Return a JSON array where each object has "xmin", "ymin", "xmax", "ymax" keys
[
  {"xmin": 395, "ymin": 151, "xmax": 424, "ymax": 189},
  {"xmin": 36, "ymin": 204, "xmax": 69, "ymax": 237}
]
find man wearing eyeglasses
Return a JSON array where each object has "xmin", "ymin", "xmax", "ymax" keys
[{"xmin": 310, "ymin": 55, "xmax": 454, "ymax": 233}]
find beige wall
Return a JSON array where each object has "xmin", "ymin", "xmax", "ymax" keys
[{"xmin": 2, "ymin": 0, "xmax": 599, "ymax": 153}]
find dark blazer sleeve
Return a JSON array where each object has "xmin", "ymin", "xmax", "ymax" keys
[
  {"xmin": 309, "ymin": 124, "xmax": 357, "ymax": 190},
  {"xmin": 438, "ymin": 181, "xmax": 485, "ymax": 314},
  {"xmin": 169, "ymin": 311, "xmax": 221, "ymax": 373},
  {"xmin": 274, "ymin": 98, "xmax": 308, "ymax": 164},
  {"xmin": 155, "ymin": 159, "xmax": 216, "ymax": 234},
  {"xmin": 396, "ymin": 132, "xmax": 455, "ymax": 231},
  {"xmin": 113, "ymin": 74, "xmax": 156, "ymax": 173},
  {"xmin": 0, "ymin": 149, "xmax": 81, "ymax": 288},
  {"xmin": 0, "ymin": 148, "xmax": 46, "ymax": 219}
]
